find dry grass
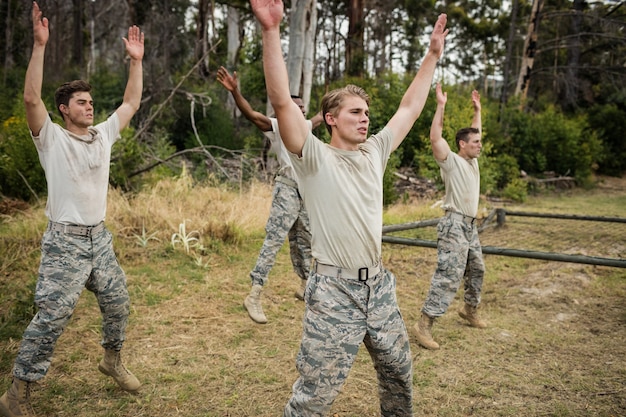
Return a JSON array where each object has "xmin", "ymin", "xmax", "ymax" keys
[{"xmin": 0, "ymin": 175, "xmax": 625, "ymax": 417}]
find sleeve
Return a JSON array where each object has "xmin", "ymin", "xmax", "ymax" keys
[
  {"xmin": 95, "ymin": 112, "xmax": 121, "ymax": 147},
  {"xmin": 31, "ymin": 115, "xmax": 55, "ymax": 151}
]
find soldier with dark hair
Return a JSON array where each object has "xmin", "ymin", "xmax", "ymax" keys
[
  {"xmin": 0, "ymin": 3, "xmax": 144, "ymax": 416},
  {"xmin": 413, "ymin": 83, "xmax": 487, "ymax": 350}
]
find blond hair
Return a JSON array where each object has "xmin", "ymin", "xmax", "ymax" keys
[{"xmin": 321, "ymin": 84, "xmax": 370, "ymax": 135}]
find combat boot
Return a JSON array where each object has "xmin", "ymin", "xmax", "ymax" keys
[
  {"xmin": 413, "ymin": 313, "xmax": 440, "ymax": 350},
  {"xmin": 98, "ymin": 349, "xmax": 141, "ymax": 392},
  {"xmin": 0, "ymin": 378, "xmax": 37, "ymax": 417},
  {"xmin": 244, "ymin": 284, "xmax": 267, "ymax": 324},
  {"xmin": 459, "ymin": 303, "xmax": 487, "ymax": 328}
]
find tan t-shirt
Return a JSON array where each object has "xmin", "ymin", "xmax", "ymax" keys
[
  {"xmin": 289, "ymin": 127, "xmax": 394, "ymax": 269},
  {"xmin": 32, "ymin": 114, "xmax": 120, "ymax": 225},
  {"xmin": 437, "ymin": 151, "xmax": 480, "ymax": 217}
]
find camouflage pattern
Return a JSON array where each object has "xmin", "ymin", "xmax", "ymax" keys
[
  {"xmin": 422, "ymin": 215, "xmax": 485, "ymax": 318},
  {"xmin": 250, "ymin": 179, "xmax": 311, "ymax": 286},
  {"xmin": 284, "ymin": 268, "xmax": 413, "ymax": 417},
  {"xmin": 13, "ymin": 226, "xmax": 130, "ymax": 382}
]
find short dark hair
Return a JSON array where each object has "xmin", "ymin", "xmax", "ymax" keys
[
  {"xmin": 54, "ymin": 80, "xmax": 92, "ymax": 117},
  {"xmin": 455, "ymin": 127, "xmax": 480, "ymax": 149}
]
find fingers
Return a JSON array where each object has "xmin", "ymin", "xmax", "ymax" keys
[{"xmin": 126, "ymin": 25, "xmax": 144, "ymax": 43}]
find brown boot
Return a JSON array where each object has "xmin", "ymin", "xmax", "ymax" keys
[
  {"xmin": 98, "ymin": 349, "xmax": 141, "ymax": 392},
  {"xmin": 0, "ymin": 378, "xmax": 37, "ymax": 417},
  {"xmin": 459, "ymin": 303, "xmax": 487, "ymax": 328},
  {"xmin": 413, "ymin": 313, "xmax": 440, "ymax": 350},
  {"xmin": 244, "ymin": 284, "xmax": 268, "ymax": 324}
]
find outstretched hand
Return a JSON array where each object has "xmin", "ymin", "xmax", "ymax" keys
[
  {"xmin": 435, "ymin": 83, "xmax": 447, "ymax": 106},
  {"xmin": 123, "ymin": 25, "xmax": 144, "ymax": 61},
  {"xmin": 428, "ymin": 14, "xmax": 449, "ymax": 59},
  {"xmin": 32, "ymin": 2, "xmax": 49, "ymax": 47},
  {"xmin": 217, "ymin": 66, "xmax": 238, "ymax": 92},
  {"xmin": 472, "ymin": 90, "xmax": 481, "ymax": 111},
  {"xmin": 249, "ymin": 0, "xmax": 284, "ymax": 31}
]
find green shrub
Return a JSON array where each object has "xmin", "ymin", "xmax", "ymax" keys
[
  {"xmin": 0, "ymin": 110, "xmax": 46, "ymax": 202},
  {"xmin": 501, "ymin": 177, "xmax": 528, "ymax": 202}
]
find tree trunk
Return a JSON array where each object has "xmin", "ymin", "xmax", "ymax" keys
[
  {"xmin": 225, "ymin": 5, "xmax": 241, "ymax": 116},
  {"xmin": 287, "ymin": 0, "xmax": 306, "ymax": 95},
  {"xmin": 559, "ymin": 0, "xmax": 585, "ymax": 111},
  {"xmin": 515, "ymin": 0, "xmax": 544, "ymax": 100},
  {"xmin": 499, "ymin": 0, "xmax": 519, "ymax": 118},
  {"xmin": 301, "ymin": 0, "xmax": 318, "ymax": 114},
  {"xmin": 72, "ymin": 0, "xmax": 84, "ymax": 69},
  {"xmin": 195, "ymin": 0, "xmax": 211, "ymax": 78},
  {"xmin": 346, "ymin": 0, "xmax": 364, "ymax": 77}
]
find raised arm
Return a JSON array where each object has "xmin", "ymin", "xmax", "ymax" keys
[
  {"xmin": 250, "ymin": 0, "xmax": 309, "ymax": 156},
  {"xmin": 115, "ymin": 25, "xmax": 144, "ymax": 130},
  {"xmin": 430, "ymin": 83, "xmax": 451, "ymax": 162},
  {"xmin": 217, "ymin": 66, "xmax": 272, "ymax": 132},
  {"xmin": 387, "ymin": 13, "xmax": 448, "ymax": 151},
  {"xmin": 471, "ymin": 89, "xmax": 482, "ymax": 135},
  {"xmin": 23, "ymin": 2, "xmax": 50, "ymax": 136}
]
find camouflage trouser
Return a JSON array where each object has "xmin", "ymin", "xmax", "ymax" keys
[
  {"xmin": 250, "ymin": 178, "xmax": 311, "ymax": 286},
  {"xmin": 422, "ymin": 215, "xmax": 485, "ymax": 318},
  {"xmin": 13, "ymin": 225, "xmax": 130, "ymax": 382},
  {"xmin": 284, "ymin": 269, "xmax": 413, "ymax": 417}
]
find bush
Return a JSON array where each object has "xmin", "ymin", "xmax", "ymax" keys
[
  {"xmin": 0, "ymin": 110, "xmax": 46, "ymax": 202},
  {"xmin": 501, "ymin": 178, "xmax": 528, "ymax": 202},
  {"xmin": 503, "ymin": 105, "xmax": 602, "ymax": 184}
]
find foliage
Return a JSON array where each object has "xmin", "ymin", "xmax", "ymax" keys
[
  {"xmin": 0, "ymin": 103, "xmax": 46, "ymax": 202},
  {"xmin": 0, "ymin": 0, "xmax": 623, "ymax": 206},
  {"xmin": 501, "ymin": 177, "xmax": 528, "ymax": 202},
  {"xmin": 171, "ymin": 220, "xmax": 200, "ymax": 254},
  {"xmin": 383, "ymin": 153, "xmax": 400, "ymax": 206},
  {"xmin": 502, "ymin": 104, "xmax": 602, "ymax": 184},
  {"xmin": 587, "ymin": 103, "xmax": 626, "ymax": 176}
]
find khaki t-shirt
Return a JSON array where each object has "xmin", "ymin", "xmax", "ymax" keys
[
  {"xmin": 437, "ymin": 151, "xmax": 480, "ymax": 217},
  {"xmin": 289, "ymin": 127, "xmax": 393, "ymax": 269},
  {"xmin": 32, "ymin": 114, "xmax": 120, "ymax": 225}
]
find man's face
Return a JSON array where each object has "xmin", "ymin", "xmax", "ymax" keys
[
  {"xmin": 61, "ymin": 91, "xmax": 94, "ymax": 128},
  {"xmin": 327, "ymin": 95, "xmax": 370, "ymax": 146},
  {"xmin": 460, "ymin": 133, "xmax": 482, "ymax": 159}
]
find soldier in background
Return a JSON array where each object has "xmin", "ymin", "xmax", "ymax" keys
[
  {"xmin": 413, "ymin": 83, "xmax": 487, "ymax": 350},
  {"xmin": 217, "ymin": 66, "xmax": 322, "ymax": 324}
]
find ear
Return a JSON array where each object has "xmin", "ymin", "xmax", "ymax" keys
[
  {"xmin": 59, "ymin": 104, "xmax": 69, "ymax": 115},
  {"xmin": 324, "ymin": 112, "xmax": 335, "ymax": 127}
]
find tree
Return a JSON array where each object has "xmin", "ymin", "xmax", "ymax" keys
[{"xmin": 346, "ymin": 0, "xmax": 365, "ymax": 77}]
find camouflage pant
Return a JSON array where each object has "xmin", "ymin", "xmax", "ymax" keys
[
  {"xmin": 422, "ymin": 215, "xmax": 485, "ymax": 318},
  {"xmin": 250, "ymin": 178, "xmax": 311, "ymax": 286},
  {"xmin": 13, "ymin": 225, "xmax": 130, "ymax": 382},
  {"xmin": 284, "ymin": 269, "xmax": 413, "ymax": 417}
]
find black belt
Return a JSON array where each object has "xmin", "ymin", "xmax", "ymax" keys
[{"xmin": 47, "ymin": 221, "xmax": 105, "ymax": 237}]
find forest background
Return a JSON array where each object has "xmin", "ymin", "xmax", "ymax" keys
[
  {"xmin": 0, "ymin": 1, "xmax": 625, "ymax": 415},
  {"xmin": 0, "ymin": 0, "xmax": 625, "ymax": 203}
]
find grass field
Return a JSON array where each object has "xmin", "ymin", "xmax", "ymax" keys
[{"xmin": 1, "ymin": 174, "xmax": 625, "ymax": 417}]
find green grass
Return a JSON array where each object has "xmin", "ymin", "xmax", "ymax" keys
[{"xmin": 0, "ymin": 175, "xmax": 625, "ymax": 416}]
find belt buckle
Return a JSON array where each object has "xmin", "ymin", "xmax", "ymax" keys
[{"xmin": 358, "ymin": 267, "xmax": 368, "ymax": 282}]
